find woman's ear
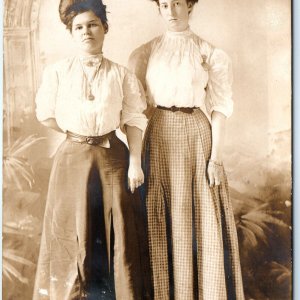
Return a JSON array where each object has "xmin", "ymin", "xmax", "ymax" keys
[
  {"xmin": 104, "ymin": 24, "xmax": 108, "ymax": 34},
  {"xmin": 187, "ymin": 2, "xmax": 194, "ymax": 13}
]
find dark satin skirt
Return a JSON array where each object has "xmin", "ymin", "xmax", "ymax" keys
[{"xmin": 33, "ymin": 132, "xmax": 151, "ymax": 300}]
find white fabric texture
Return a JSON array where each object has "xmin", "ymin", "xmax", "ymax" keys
[
  {"xmin": 36, "ymin": 56, "xmax": 147, "ymax": 136},
  {"xmin": 129, "ymin": 28, "xmax": 233, "ymax": 118}
]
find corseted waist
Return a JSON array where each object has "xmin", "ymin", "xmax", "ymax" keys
[
  {"xmin": 66, "ymin": 130, "xmax": 115, "ymax": 147},
  {"xmin": 156, "ymin": 105, "xmax": 198, "ymax": 114}
]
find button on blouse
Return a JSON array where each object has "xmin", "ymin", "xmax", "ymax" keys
[{"xmin": 36, "ymin": 56, "xmax": 148, "ymax": 136}]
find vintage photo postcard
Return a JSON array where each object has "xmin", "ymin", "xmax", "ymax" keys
[{"xmin": 3, "ymin": 0, "xmax": 292, "ymax": 299}]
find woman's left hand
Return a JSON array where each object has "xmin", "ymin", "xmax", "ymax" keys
[
  {"xmin": 207, "ymin": 160, "xmax": 224, "ymax": 187},
  {"xmin": 128, "ymin": 162, "xmax": 144, "ymax": 193}
]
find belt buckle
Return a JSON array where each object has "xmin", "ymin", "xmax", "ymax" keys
[
  {"xmin": 170, "ymin": 106, "xmax": 177, "ymax": 112},
  {"xmin": 86, "ymin": 137, "xmax": 98, "ymax": 145}
]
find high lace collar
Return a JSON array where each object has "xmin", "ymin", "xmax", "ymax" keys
[
  {"xmin": 165, "ymin": 26, "xmax": 193, "ymax": 38},
  {"xmin": 79, "ymin": 53, "xmax": 103, "ymax": 67}
]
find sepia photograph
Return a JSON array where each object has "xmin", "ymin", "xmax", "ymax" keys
[{"xmin": 3, "ymin": 0, "xmax": 292, "ymax": 299}]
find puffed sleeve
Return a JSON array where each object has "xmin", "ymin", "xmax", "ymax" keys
[
  {"xmin": 120, "ymin": 71, "xmax": 148, "ymax": 133},
  {"xmin": 35, "ymin": 64, "xmax": 58, "ymax": 122},
  {"xmin": 205, "ymin": 48, "xmax": 233, "ymax": 118},
  {"xmin": 128, "ymin": 42, "xmax": 152, "ymax": 94}
]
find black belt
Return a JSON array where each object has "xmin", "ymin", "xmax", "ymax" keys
[
  {"xmin": 66, "ymin": 131, "xmax": 115, "ymax": 146},
  {"xmin": 157, "ymin": 105, "xmax": 198, "ymax": 114}
]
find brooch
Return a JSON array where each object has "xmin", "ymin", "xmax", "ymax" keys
[{"xmin": 201, "ymin": 55, "xmax": 210, "ymax": 71}]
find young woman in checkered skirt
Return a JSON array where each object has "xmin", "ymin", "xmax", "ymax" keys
[{"xmin": 129, "ymin": 0, "xmax": 244, "ymax": 299}]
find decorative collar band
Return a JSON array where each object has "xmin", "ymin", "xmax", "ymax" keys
[
  {"xmin": 166, "ymin": 27, "xmax": 192, "ymax": 38},
  {"xmin": 79, "ymin": 53, "xmax": 103, "ymax": 67}
]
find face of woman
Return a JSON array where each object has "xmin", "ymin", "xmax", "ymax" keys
[
  {"xmin": 71, "ymin": 10, "xmax": 105, "ymax": 55},
  {"xmin": 158, "ymin": 0, "xmax": 192, "ymax": 32}
]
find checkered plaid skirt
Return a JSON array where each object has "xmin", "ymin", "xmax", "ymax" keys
[{"xmin": 142, "ymin": 108, "xmax": 244, "ymax": 300}]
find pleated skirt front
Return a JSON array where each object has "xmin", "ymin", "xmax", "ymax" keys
[{"xmin": 142, "ymin": 108, "xmax": 244, "ymax": 300}]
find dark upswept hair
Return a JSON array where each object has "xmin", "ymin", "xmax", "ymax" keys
[
  {"xmin": 151, "ymin": 0, "xmax": 199, "ymax": 5},
  {"xmin": 59, "ymin": 0, "xmax": 108, "ymax": 32}
]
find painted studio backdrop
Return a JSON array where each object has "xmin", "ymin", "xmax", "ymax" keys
[{"xmin": 3, "ymin": 0, "xmax": 291, "ymax": 299}]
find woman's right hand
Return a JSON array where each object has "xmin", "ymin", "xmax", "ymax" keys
[{"xmin": 128, "ymin": 162, "xmax": 144, "ymax": 193}]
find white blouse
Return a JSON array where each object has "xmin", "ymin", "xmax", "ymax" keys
[
  {"xmin": 129, "ymin": 28, "xmax": 233, "ymax": 118},
  {"xmin": 36, "ymin": 56, "xmax": 148, "ymax": 137}
]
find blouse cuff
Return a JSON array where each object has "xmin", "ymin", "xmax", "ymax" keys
[
  {"xmin": 209, "ymin": 103, "xmax": 233, "ymax": 118},
  {"xmin": 120, "ymin": 111, "xmax": 148, "ymax": 133}
]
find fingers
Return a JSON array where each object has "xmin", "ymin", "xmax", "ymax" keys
[
  {"xmin": 214, "ymin": 169, "xmax": 221, "ymax": 186},
  {"xmin": 214, "ymin": 176, "xmax": 221, "ymax": 186},
  {"xmin": 128, "ymin": 177, "xmax": 144, "ymax": 193},
  {"xmin": 209, "ymin": 175, "xmax": 221, "ymax": 186},
  {"xmin": 208, "ymin": 170, "xmax": 215, "ymax": 187},
  {"xmin": 207, "ymin": 162, "xmax": 223, "ymax": 187},
  {"xmin": 128, "ymin": 165, "xmax": 144, "ymax": 193}
]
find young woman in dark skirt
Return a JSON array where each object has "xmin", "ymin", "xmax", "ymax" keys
[
  {"xmin": 33, "ymin": 1, "xmax": 150, "ymax": 299},
  {"xmin": 129, "ymin": 0, "xmax": 244, "ymax": 299}
]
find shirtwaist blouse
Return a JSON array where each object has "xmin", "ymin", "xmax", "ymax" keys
[
  {"xmin": 36, "ymin": 55, "xmax": 147, "ymax": 136},
  {"xmin": 129, "ymin": 27, "xmax": 233, "ymax": 117}
]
